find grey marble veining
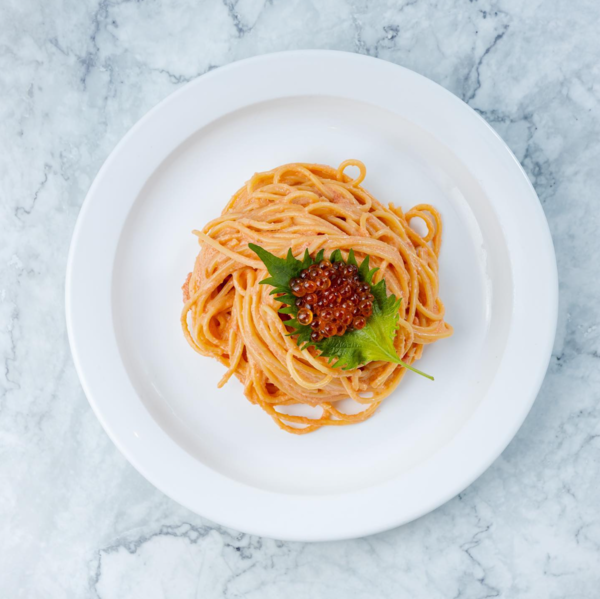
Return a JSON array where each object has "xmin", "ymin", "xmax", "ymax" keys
[{"xmin": 1, "ymin": 0, "xmax": 599, "ymax": 597}]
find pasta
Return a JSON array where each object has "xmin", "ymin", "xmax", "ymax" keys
[{"xmin": 181, "ymin": 160, "xmax": 452, "ymax": 434}]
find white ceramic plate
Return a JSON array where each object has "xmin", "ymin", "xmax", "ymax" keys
[{"xmin": 66, "ymin": 51, "xmax": 557, "ymax": 541}]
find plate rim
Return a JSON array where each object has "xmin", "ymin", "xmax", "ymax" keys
[{"xmin": 66, "ymin": 49, "xmax": 558, "ymax": 541}]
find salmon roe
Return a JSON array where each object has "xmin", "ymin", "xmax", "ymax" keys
[{"xmin": 290, "ymin": 259, "xmax": 374, "ymax": 341}]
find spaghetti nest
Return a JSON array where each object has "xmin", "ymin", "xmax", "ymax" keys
[{"xmin": 181, "ymin": 160, "xmax": 452, "ymax": 434}]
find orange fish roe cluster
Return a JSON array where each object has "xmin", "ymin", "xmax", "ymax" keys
[{"xmin": 290, "ymin": 259, "xmax": 374, "ymax": 342}]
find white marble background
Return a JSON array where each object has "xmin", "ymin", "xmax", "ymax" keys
[{"xmin": 1, "ymin": 0, "xmax": 599, "ymax": 597}]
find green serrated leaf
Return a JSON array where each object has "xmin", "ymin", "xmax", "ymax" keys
[
  {"xmin": 315, "ymin": 249, "xmax": 325, "ymax": 263},
  {"xmin": 248, "ymin": 243, "xmax": 433, "ymax": 379}
]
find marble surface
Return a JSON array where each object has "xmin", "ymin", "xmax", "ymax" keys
[{"xmin": 1, "ymin": 0, "xmax": 599, "ymax": 596}]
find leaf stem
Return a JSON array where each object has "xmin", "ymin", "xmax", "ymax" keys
[{"xmin": 397, "ymin": 358, "xmax": 434, "ymax": 381}]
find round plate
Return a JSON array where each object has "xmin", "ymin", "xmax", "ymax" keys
[{"xmin": 66, "ymin": 51, "xmax": 557, "ymax": 541}]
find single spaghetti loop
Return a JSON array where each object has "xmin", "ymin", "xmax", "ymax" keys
[{"xmin": 181, "ymin": 160, "xmax": 453, "ymax": 434}]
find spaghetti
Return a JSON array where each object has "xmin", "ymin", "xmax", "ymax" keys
[{"xmin": 181, "ymin": 160, "xmax": 453, "ymax": 434}]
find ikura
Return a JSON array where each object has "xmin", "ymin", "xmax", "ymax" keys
[{"xmin": 290, "ymin": 259, "xmax": 374, "ymax": 340}]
